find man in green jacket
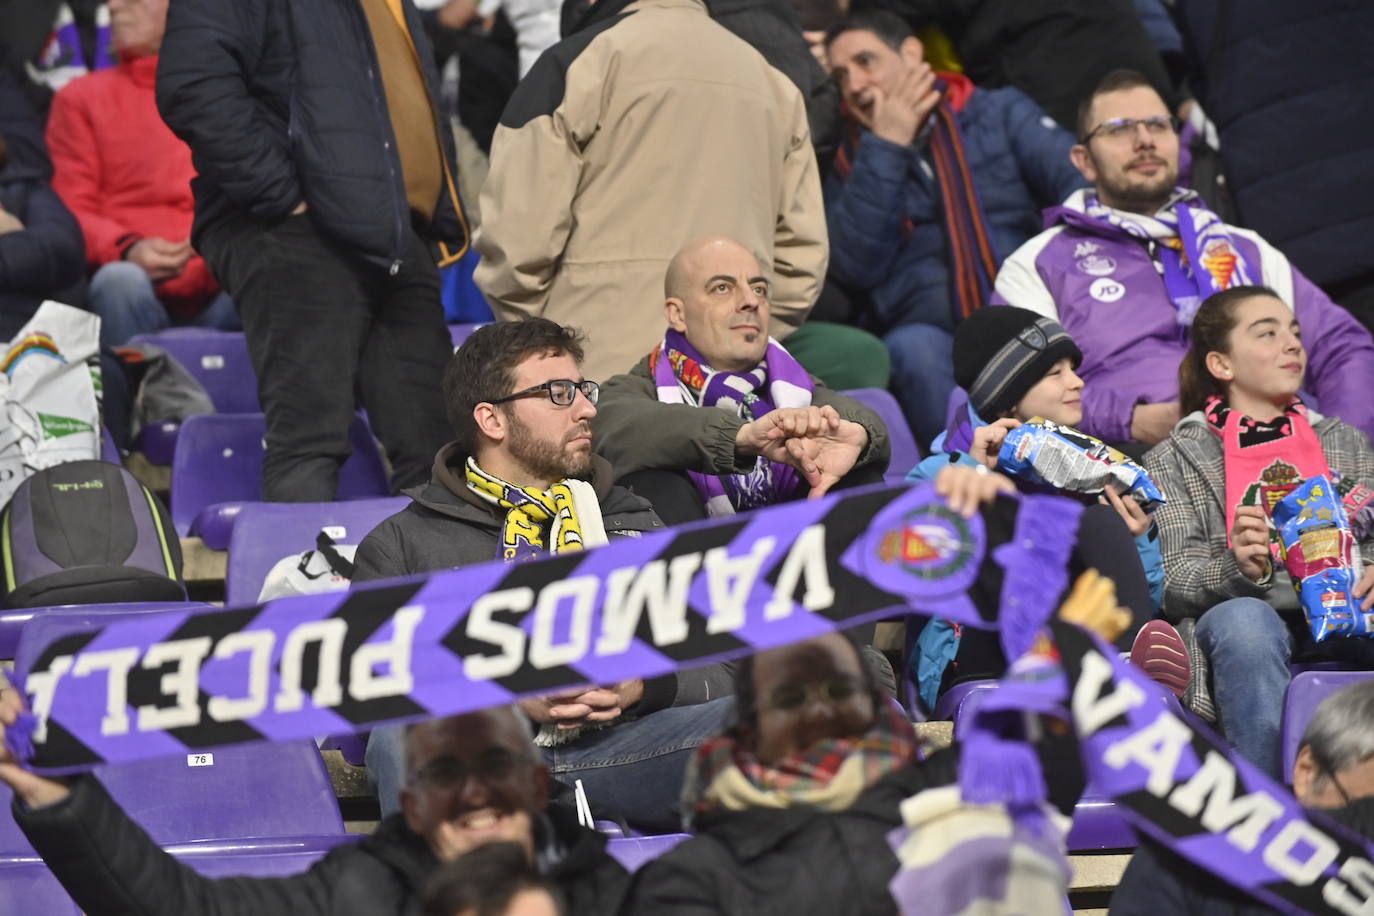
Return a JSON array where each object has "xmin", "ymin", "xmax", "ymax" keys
[{"xmin": 593, "ymin": 236, "xmax": 891, "ymax": 526}]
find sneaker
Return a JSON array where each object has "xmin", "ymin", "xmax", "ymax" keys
[{"xmin": 1130, "ymin": 620, "xmax": 1191, "ymax": 697}]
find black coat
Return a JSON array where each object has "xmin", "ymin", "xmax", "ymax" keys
[
  {"xmin": 155, "ymin": 0, "xmax": 470, "ymax": 273},
  {"xmin": 15, "ymin": 775, "xmax": 630, "ymax": 916},
  {"xmin": 0, "ymin": 67, "xmax": 84, "ymax": 340},
  {"xmin": 621, "ymin": 748, "xmax": 961, "ymax": 916}
]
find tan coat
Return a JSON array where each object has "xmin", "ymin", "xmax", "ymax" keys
[{"xmin": 474, "ymin": 0, "xmax": 828, "ymax": 381}]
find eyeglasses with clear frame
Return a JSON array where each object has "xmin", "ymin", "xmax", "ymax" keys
[
  {"xmin": 490, "ymin": 378, "xmax": 600, "ymax": 408},
  {"xmin": 762, "ymin": 673, "xmax": 864, "ymax": 712},
  {"xmin": 1080, "ymin": 115, "xmax": 1180, "ymax": 144}
]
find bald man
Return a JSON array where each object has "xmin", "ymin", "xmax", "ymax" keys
[
  {"xmin": 592, "ymin": 237, "xmax": 891, "ymax": 525},
  {"xmin": 0, "ymin": 695, "xmax": 632, "ymax": 916}
]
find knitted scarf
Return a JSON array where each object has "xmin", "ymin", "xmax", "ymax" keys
[
  {"xmin": 1204, "ymin": 396, "xmax": 1330, "ymax": 551},
  {"xmin": 1081, "ymin": 188, "xmax": 1254, "ymax": 327},
  {"xmin": 682, "ymin": 703, "xmax": 918, "ymax": 823},
  {"xmin": 463, "ymin": 457, "xmax": 604, "ymax": 562},
  {"xmin": 833, "ymin": 73, "xmax": 999, "ymax": 323},
  {"xmin": 651, "ymin": 328, "xmax": 814, "ymax": 517}
]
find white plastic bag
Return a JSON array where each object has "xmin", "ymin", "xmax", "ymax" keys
[{"xmin": 0, "ymin": 301, "xmax": 102, "ymax": 505}]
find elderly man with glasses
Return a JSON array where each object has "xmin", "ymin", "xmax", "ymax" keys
[
  {"xmin": 1110, "ymin": 677, "xmax": 1374, "ymax": 914},
  {"xmin": 994, "ymin": 68, "xmax": 1374, "ymax": 450},
  {"xmin": 355, "ymin": 318, "xmax": 735, "ymax": 834}
]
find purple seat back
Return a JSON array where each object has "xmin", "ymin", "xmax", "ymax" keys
[
  {"xmin": 933, "ymin": 679, "xmax": 997, "ymax": 723},
  {"xmin": 1281, "ymin": 670, "xmax": 1374, "ymax": 781},
  {"xmin": 606, "ymin": 833, "xmax": 691, "ymax": 871},
  {"xmin": 448, "ymin": 323, "xmax": 488, "ymax": 349},
  {"xmin": 171, "ymin": 413, "xmax": 391, "ymax": 541},
  {"xmin": 225, "ymin": 497, "xmax": 410, "ymax": 604},
  {"xmin": 839, "ymin": 388, "xmax": 922, "ymax": 484},
  {"xmin": 128, "ymin": 329, "xmax": 259, "ymax": 414},
  {"xmin": 0, "ymin": 601, "xmax": 208, "ymax": 662},
  {"xmin": 100, "ymin": 426, "xmax": 122, "ymax": 465},
  {"xmin": 10, "ymin": 606, "xmax": 345, "ymax": 846}
]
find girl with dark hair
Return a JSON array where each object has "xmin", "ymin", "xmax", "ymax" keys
[{"xmin": 1145, "ymin": 285, "xmax": 1374, "ymax": 780}]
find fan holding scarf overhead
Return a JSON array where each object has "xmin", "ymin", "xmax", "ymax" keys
[{"xmin": 823, "ymin": 9, "xmax": 1086, "ymax": 445}]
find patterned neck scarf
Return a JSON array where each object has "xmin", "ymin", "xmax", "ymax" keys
[
  {"xmin": 651, "ymin": 328, "xmax": 814, "ymax": 517},
  {"xmin": 681, "ymin": 703, "xmax": 919, "ymax": 824},
  {"xmin": 464, "ymin": 457, "xmax": 589, "ymax": 562},
  {"xmin": 1081, "ymin": 188, "xmax": 1254, "ymax": 328},
  {"xmin": 1204, "ymin": 396, "xmax": 1330, "ymax": 550}
]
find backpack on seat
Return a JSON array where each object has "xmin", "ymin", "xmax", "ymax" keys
[{"xmin": 1, "ymin": 459, "xmax": 184, "ymax": 609}]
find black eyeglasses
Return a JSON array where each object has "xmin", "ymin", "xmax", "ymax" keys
[
  {"xmin": 1318, "ymin": 757, "xmax": 1355, "ymax": 806},
  {"xmin": 762, "ymin": 673, "xmax": 863, "ymax": 712},
  {"xmin": 1081, "ymin": 115, "xmax": 1180, "ymax": 144},
  {"xmin": 408, "ymin": 748, "xmax": 529, "ymax": 788},
  {"xmin": 491, "ymin": 379, "xmax": 599, "ymax": 408}
]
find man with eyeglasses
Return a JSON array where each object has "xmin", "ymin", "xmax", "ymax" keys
[
  {"xmin": 994, "ymin": 68, "xmax": 1374, "ymax": 450},
  {"xmin": 594, "ymin": 236, "xmax": 891, "ymax": 526},
  {"xmin": 354, "ymin": 317, "xmax": 735, "ymax": 834},
  {"xmin": 1110, "ymin": 677, "xmax": 1374, "ymax": 914},
  {"xmin": 0, "ymin": 696, "xmax": 632, "ymax": 915},
  {"xmin": 821, "ymin": 9, "xmax": 1085, "ymax": 446}
]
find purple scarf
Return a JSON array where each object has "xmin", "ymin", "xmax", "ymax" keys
[{"xmin": 651, "ymin": 329, "xmax": 814, "ymax": 516}]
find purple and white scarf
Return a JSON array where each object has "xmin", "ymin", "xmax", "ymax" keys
[
  {"xmin": 651, "ymin": 328, "xmax": 814, "ymax": 517},
  {"xmin": 1082, "ymin": 188, "xmax": 1254, "ymax": 327}
]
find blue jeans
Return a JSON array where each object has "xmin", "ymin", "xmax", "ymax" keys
[
  {"xmin": 88, "ymin": 261, "xmax": 240, "ymax": 347},
  {"xmin": 885, "ymin": 323, "xmax": 956, "ymax": 448},
  {"xmin": 366, "ymin": 697, "xmax": 736, "ymax": 832},
  {"xmin": 1195, "ymin": 597, "xmax": 1292, "ymax": 780}
]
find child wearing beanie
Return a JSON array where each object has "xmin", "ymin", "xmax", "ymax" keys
[{"xmin": 906, "ymin": 306, "xmax": 1186, "ymax": 708}]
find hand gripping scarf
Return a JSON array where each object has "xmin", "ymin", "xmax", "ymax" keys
[
  {"xmin": 651, "ymin": 328, "xmax": 815, "ymax": 517},
  {"xmin": 464, "ymin": 457, "xmax": 607, "ymax": 562},
  {"xmin": 1205, "ymin": 396, "xmax": 1331, "ymax": 551},
  {"xmin": 1082, "ymin": 188, "xmax": 1254, "ymax": 327}
]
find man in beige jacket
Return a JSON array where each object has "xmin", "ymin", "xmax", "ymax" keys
[{"xmin": 474, "ymin": 0, "xmax": 828, "ymax": 382}]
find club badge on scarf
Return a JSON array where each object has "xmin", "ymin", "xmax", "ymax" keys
[{"xmin": 8, "ymin": 483, "xmax": 1078, "ymax": 774}]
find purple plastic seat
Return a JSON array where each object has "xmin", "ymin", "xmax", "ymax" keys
[
  {"xmin": 605, "ymin": 833, "xmax": 691, "ymax": 871},
  {"xmin": 127, "ymin": 329, "xmax": 259, "ymax": 413},
  {"xmin": 448, "ymin": 322, "xmax": 488, "ymax": 348},
  {"xmin": 839, "ymin": 388, "xmax": 922, "ymax": 484},
  {"xmin": 225, "ymin": 497, "xmax": 409, "ymax": 605},
  {"xmin": 171, "ymin": 413, "xmax": 391, "ymax": 548},
  {"xmin": 100, "ymin": 426, "xmax": 122, "ymax": 465},
  {"xmin": 933, "ymin": 679, "xmax": 997, "ymax": 723},
  {"xmin": 1281, "ymin": 669, "xmax": 1374, "ymax": 782},
  {"xmin": 0, "ymin": 601, "xmax": 208, "ymax": 661}
]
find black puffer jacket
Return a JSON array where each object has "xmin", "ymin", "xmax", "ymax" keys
[
  {"xmin": 14, "ymin": 776, "xmax": 630, "ymax": 916},
  {"xmin": 155, "ymin": 0, "xmax": 469, "ymax": 273}
]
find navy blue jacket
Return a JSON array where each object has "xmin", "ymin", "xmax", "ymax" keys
[
  {"xmin": 1177, "ymin": 0, "xmax": 1374, "ymax": 289},
  {"xmin": 156, "ymin": 0, "xmax": 469, "ymax": 274},
  {"xmin": 824, "ymin": 86, "xmax": 1084, "ymax": 334},
  {"xmin": 0, "ymin": 71, "xmax": 84, "ymax": 340}
]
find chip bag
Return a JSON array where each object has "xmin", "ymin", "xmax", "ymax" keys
[
  {"xmin": 1272, "ymin": 475, "xmax": 1369, "ymax": 641},
  {"xmin": 996, "ymin": 419, "xmax": 1165, "ymax": 510}
]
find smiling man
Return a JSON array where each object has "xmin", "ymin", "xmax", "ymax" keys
[
  {"xmin": 0, "ymin": 697, "xmax": 629, "ymax": 915},
  {"xmin": 993, "ymin": 69, "xmax": 1374, "ymax": 449},
  {"xmin": 355, "ymin": 318, "xmax": 734, "ymax": 834},
  {"xmin": 593, "ymin": 236, "xmax": 891, "ymax": 525}
]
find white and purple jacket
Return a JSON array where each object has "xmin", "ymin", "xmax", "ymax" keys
[{"xmin": 992, "ymin": 189, "xmax": 1374, "ymax": 444}]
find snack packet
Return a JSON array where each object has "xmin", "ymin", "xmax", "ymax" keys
[
  {"xmin": 996, "ymin": 419, "xmax": 1165, "ymax": 510},
  {"xmin": 1272, "ymin": 475, "xmax": 1369, "ymax": 642}
]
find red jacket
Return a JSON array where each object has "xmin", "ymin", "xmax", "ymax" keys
[{"xmin": 46, "ymin": 53, "xmax": 220, "ymax": 317}]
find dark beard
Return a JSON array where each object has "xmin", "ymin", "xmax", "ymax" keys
[
  {"xmin": 1095, "ymin": 158, "xmax": 1178, "ymax": 214},
  {"xmin": 506, "ymin": 412, "xmax": 592, "ymax": 483}
]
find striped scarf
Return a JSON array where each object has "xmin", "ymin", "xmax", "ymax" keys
[
  {"xmin": 464, "ymin": 458, "xmax": 588, "ymax": 562},
  {"xmin": 833, "ymin": 73, "xmax": 999, "ymax": 322}
]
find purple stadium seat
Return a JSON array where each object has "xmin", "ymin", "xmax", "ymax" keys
[
  {"xmin": 448, "ymin": 322, "xmax": 487, "ymax": 348},
  {"xmin": 0, "ymin": 602, "xmax": 209, "ymax": 661},
  {"xmin": 225, "ymin": 497, "xmax": 409, "ymax": 605},
  {"xmin": 933, "ymin": 679, "xmax": 997, "ymax": 723},
  {"xmin": 605, "ymin": 833, "xmax": 691, "ymax": 871},
  {"xmin": 127, "ymin": 329, "xmax": 259, "ymax": 413},
  {"xmin": 100, "ymin": 426, "xmax": 122, "ymax": 465},
  {"xmin": 171, "ymin": 413, "xmax": 391, "ymax": 548},
  {"xmin": 839, "ymin": 388, "xmax": 922, "ymax": 484},
  {"xmin": 1281, "ymin": 670, "xmax": 1374, "ymax": 782}
]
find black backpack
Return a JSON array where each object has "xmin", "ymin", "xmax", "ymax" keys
[{"xmin": 1, "ymin": 460, "xmax": 185, "ymax": 609}]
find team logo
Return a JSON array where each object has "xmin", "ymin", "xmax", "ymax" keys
[
  {"xmin": 877, "ymin": 505, "xmax": 976, "ymax": 582},
  {"xmin": 1076, "ymin": 254, "xmax": 1117, "ymax": 276},
  {"xmin": 1074, "ymin": 241, "xmax": 1101, "ymax": 258},
  {"xmin": 1089, "ymin": 278, "xmax": 1126, "ymax": 303},
  {"xmin": 1242, "ymin": 459, "xmax": 1302, "ymax": 518},
  {"xmin": 1200, "ymin": 239, "xmax": 1239, "ymax": 290}
]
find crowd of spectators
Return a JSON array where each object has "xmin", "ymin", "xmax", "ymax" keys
[{"xmin": 2, "ymin": 0, "xmax": 1374, "ymax": 913}]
